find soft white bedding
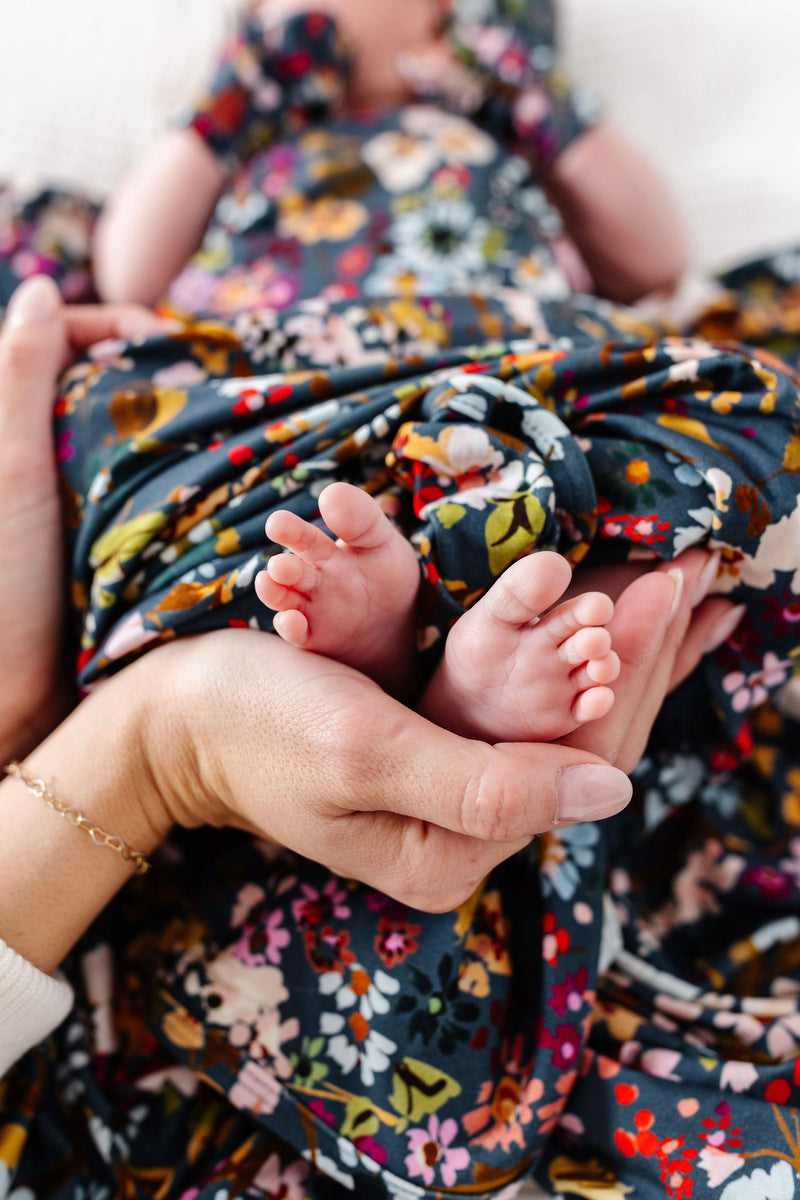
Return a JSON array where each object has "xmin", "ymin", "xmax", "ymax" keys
[{"xmin": 2, "ymin": 0, "xmax": 799, "ymax": 272}]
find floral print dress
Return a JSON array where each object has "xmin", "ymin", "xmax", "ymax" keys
[{"xmin": 4, "ymin": 4, "xmax": 800, "ymax": 1200}]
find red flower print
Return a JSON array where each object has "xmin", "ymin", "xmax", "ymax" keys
[
  {"xmin": 542, "ymin": 911, "xmax": 570, "ymax": 966},
  {"xmin": 291, "ymin": 880, "xmax": 350, "ymax": 927},
  {"xmin": 601, "ymin": 512, "xmax": 670, "ymax": 545},
  {"xmin": 375, "ymin": 916, "xmax": 420, "ymax": 968},
  {"xmin": 302, "ymin": 925, "xmax": 356, "ymax": 974},
  {"xmin": 698, "ymin": 1101, "xmax": 743, "ymax": 1151}
]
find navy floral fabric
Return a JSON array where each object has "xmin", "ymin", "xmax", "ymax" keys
[{"xmin": 3, "ymin": 3, "xmax": 800, "ymax": 1199}]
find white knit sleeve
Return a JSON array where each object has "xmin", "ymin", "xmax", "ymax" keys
[{"xmin": 0, "ymin": 938, "xmax": 74, "ymax": 1077}]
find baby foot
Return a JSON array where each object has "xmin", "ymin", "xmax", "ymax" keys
[
  {"xmin": 255, "ymin": 481, "xmax": 421, "ymax": 696},
  {"xmin": 420, "ymin": 551, "xmax": 619, "ymax": 742}
]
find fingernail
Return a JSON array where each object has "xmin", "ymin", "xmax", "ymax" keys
[
  {"xmin": 691, "ymin": 549, "xmax": 722, "ymax": 606},
  {"xmin": 557, "ymin": 764, "xmax": 632, "ymax": 823},
  {"xmin": 703, "ymin": 603, "xmax": 746, "ymax": 653},
  {"xmin": 665, "ymin": 567, "xmax": 684, "ymax": 625},
  {"xmin": 117, "ymin": 314, "xmax": 185, "ymax": 339},
  {"xmin": 5, "ymin": 275, "xmax": 61, "ymax": 329}
]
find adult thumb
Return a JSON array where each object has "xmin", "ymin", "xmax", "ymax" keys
[{"xmin": 2, "ymin": 275, "xmax": 67, "ymax": 417}]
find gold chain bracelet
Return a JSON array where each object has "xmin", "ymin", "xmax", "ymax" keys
[{"xmin": 5, "ymin": 761, "xmax": 151, "ymax": 875}]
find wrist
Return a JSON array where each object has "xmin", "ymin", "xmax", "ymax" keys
[
  {"xmin": 0, "ymin": 658, "xmax": 174, "ymax": 972},
  {"xmin": 135, "ymin": 636, "xmax": 236, "ymax": 833}
]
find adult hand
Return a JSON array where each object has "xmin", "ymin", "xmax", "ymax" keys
[
  {"xmin": 0, "ymin": 275, "xmax": 181, "ymax": 762},
  {"xmin": 146, "ymin": 629, "xmax": 634, "ymax": 912},
  {"xmin": 560, "ymin": 550, "xmax": 744, "ymax": 772},
  {"xmin": 131, "ymin": 552, "xmax": 740, "ymax": 915},
  {"xmin": 0, "ymin": 546, "xmax": 743, "ymax": 981}
]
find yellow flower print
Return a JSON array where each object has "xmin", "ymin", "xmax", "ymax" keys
[
  {"xmin": 161, "ymin": 1007, "xmax": 206, "ymax": 1053},
  {"xmin": 548, "ymin": 1153, "xmax": 633, "ymax": 1198},
  {"xmin": 625, "ymin": 459, "xmax": 650, "ymax": 485},
  {"xmin": 108, "ymin": 385, "xmax": 188, "ymax": 445},
  {"xmin": 486, "ymin": 493, "xmax": 546, "ymax": 576},
  {"xmin": 90, "ymin": 510, "xmax": 169, "ymax": 605},
  {"xmin": 753, "ymin": 363, "xmax": 779, "ymax": 413},
  {"xmin": 278, "ymin": 194, "xmax": 368, "ymax": 244},
  {"xmin": 379, "ymin": 296, "xmax": 450, "ymax": 346},
  {"xmin": 656, "ymin": 413, "xmax": 730, "ymax": 458},
  {"xmin": 781, "ymin": 766, "xmax": 800, "ymax": 827},
  {"xmin": 0, "ymin": 1122, "xmax": 27, "ymax": 1170},
  {"xmin": 783, "ymin": 431, "xmax": 800, "ymax": 473}
]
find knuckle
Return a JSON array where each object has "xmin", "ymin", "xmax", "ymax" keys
[{"xmin": 460, "ymin": 760, "xmax": 531, "ymax": 842}]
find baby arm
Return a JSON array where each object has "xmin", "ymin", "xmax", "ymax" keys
[
  {"xmin": 93, "ymin": 130, "xmax": 225, "ymax": 306},
  {"xmin": 404, "ymin": 17, "xmax": 688, "ymax": 303},
  {"xmin": 541, "ymin": 121, "xmax": 689, "ymax": 304}
]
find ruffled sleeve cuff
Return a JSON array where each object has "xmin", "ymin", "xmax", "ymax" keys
[
  {"xmin": 184, "ymin": 10, "xmax": 351, "ymax": 173},
  {"xmin": 0, "ymin": 938, "xmax": 73, "ymax": 1077}
]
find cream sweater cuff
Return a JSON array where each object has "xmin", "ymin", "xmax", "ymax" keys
[{"xmin": 0, "ymin": 938, "xmax": 74, "ymax": 1077}]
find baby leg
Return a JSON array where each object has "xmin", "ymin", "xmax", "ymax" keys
[
  {"xmin": 255, "ymin": 482, "xmax": 421, "ymax": 696},
  {"xmin": 420, "ymin": 551, "xmax": 618, "ymax": 742}
]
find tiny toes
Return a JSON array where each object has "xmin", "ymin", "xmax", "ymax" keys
[
  {"xmin": 572, "ymin": 590, "xmax": 615, "ymax": 627},
  {"xmin": 266, "ymin": 552, "xmax": 316, "ymax": 594},
  {"xmin": 272, "ymin": 608, "xmax": 310, "ymax": 646},
  {"xmin": 571, "ymin": 652, "xmax": 620, "ymax": 690},
  {"xmin": 573, "ymin": 686, "xmax": 615, "ymax": 723},
  {"xmin": 559, "ymin": 625, "xmax": 611, "ymax": 666},
  {"xmin": 265, "ymin": 509, "xmax": 334, "ymax": 564},
  {"xmin": 585, "ymin": 651, "xmax": 620, "ymax": 685}
]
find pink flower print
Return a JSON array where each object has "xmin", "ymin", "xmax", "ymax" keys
[
  {"xmin": 374, "ymin": 916, "xmax": 421, "ymax": 968},
  {"xmin": 779, "ymin": 836, "xmax": 800, "ymax": 886},
  {"xmin": 229, "ymin": 1060, "xmax": 282, "ymax": 1115},
  {"xmin": 12, "ymin": 248, "xmax": 57, "ymax": 277},
  {"xmin": 230, "ymin": 883, "xmax": 266, "ymax": 928},
  {"xmin": 353, "ymin": 1134, "xmax": 388, "ymax": 1165},
  {"xmin": 540, "ymin": 1021, "xmax": 582, "ymax": 1070},
  {"xmin": 405, "ymin": 1115, "xmax": 470, "ymax": 1187},
  {"xmin": 548, "ymin": 967, "xmax": 588, "ymax": 1018},
  {"xmin": 152, "ymin": 361, "xmax": 208, "ymax": 389},
  {"xmin": 56, "ymin": 428, "xmax": 75, "ymax": 464},
  {"xmin": 765, "ymin": 1012, "xmax": 800, "ymax": 1061},
  {"xmin": 292, "ymin": 879, "xmax": 351, "ymax": 926},
  {"xmin": 740, "ymin": 863, "xmax": 795, "ymax": 900},
  {"xmin": 308, "ymin": 1097, "xmax": 336, "ymax": 1127},
  {"xmin": 723, "ymin": 652, "xmax": 791, "ymax": 712},
  {"xmin": 103, "ymin": 612, "xmax": 161, "ymax": 663},
  {"xmin": 698, "ymin": 1145, "xmax": 746, "ymax": 1188},
  {"xmin": 251, "ymin": 1150, "xmax": 309, "ymax": 1198},
  {"xmin": 235, "ymin": 908, "xmax": 292, "ymax": 967}
]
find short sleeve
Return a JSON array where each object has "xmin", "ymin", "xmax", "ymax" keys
[
  {"xmin": 449, "ymin": 0, "xmax": 602, "ymax": 169},
  {"xmin": 184, "ymin": 10, "xmax": 351, "ymax": 174}
]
